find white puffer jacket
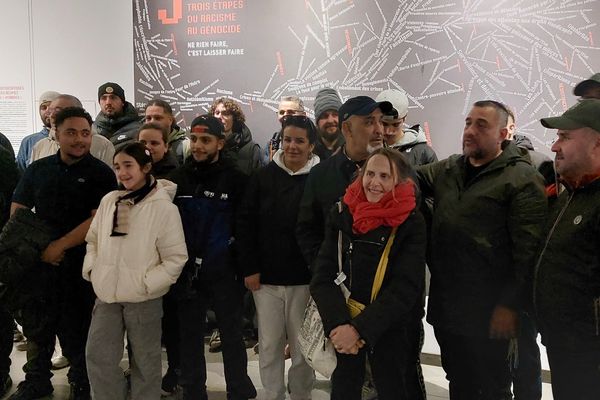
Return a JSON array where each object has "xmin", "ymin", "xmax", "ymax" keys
[{"xmin": 83, "ymin": 179, "xmax": 188, "ymax": 303}]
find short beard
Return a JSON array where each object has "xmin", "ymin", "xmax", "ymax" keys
[
  {"xmin": 367, "ymin": 143, "xmax": 383, "ymax": 154},
  {"xmin": 319, "ymin": 127, "xmax": 340, "ymax": 143}
]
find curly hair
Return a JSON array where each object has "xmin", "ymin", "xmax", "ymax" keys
[{"xmin": 209, "ymin": 97, "xmax": 246, "ymax": 124}]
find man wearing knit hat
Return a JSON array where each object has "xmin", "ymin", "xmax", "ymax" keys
[
  {"xmin": 573, "ymin": 73, "xmax": 600, "ymax": 99},
  {"xmin": 92, "ymin": 82, "xmax": 142, "ymax": 151},
  {"xmin": 312, "ymin": 88, "xmax": 344, "ymax": 160},
  {"xmin": 534, "ymin": 99, "xmax": 600, "ymax": 399},
  {"xmin": 16, "ymin": 91, "xmax": 60, "ymax": 171},
  {"xmin": 168, "ymin": 115, "xmax": 256, "ymax": 400},
  {"xmin": 376, "ymin": 89, "xmax": 437, "ymax": 167}
]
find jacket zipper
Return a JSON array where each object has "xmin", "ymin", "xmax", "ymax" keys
[{"xmin": 532, "ymin": 191, "xmax": 575, "ymax": 314}]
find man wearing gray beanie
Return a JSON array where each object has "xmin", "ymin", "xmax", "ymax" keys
[{"xmin": 312, "ymin": 88, "xmax": 344, "ymax": 160}]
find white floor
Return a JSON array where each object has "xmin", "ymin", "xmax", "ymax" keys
[{"xmin": 1, "ymin": 340, "xmax": 554, "ymax": 399}]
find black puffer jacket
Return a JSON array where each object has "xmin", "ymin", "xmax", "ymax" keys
[
  {"xmin": 534, "ymin": 179, "xmax": 600, "ymax": 351},
  {"xmin": 93, "ymin": 102, "xmax": 142, "ymax": 151},
  {"xmin": 310, "ymin": 204, "xmax": 426, "ymax": 347},
  {"xmin": 223, "ymin": 122, "xmax": 263, "ymax": 176},
  {"xmin": 0, "ymin": 208, "xmax": 54, "ymax": 310}
]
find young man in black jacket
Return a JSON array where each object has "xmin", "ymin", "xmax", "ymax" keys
[
  {"xmin": 10, "ymin": 107, "xmax": 117, "ymax": 400},
  {"xmin": 168, "ymin": 115, "xmax": 256, "ymax": 400}
]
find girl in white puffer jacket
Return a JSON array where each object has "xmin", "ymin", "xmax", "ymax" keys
[{"xmin": 83, "ymin": 142, "xmax": 187, "ymax": 400}]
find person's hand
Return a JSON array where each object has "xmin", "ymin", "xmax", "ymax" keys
[
  {"xmin": 41, "ymin": 239, "xmax": 66, "ymax": 266},
  {"xmin": 244, "ymin": 273, "xmax": 261, "ymax": 291},
  {"xmin": 489, "ymin": 305, "xmax": 519, "ymax": 339},
  {"xmin": 330, "ymin": 324, "xmax": 361, "ymax": 354}
]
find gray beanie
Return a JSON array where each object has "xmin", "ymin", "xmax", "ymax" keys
[{"xmin": 314, "ymin": 88, "xmax": 342, "ymax": 121}]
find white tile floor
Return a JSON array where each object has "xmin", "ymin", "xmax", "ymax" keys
[{"xmin": 2, "ymin": 340, "xmax": 554, "ymax": 399}]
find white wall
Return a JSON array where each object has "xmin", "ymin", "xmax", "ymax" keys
[{"xmin": 0, "ymin": 0, "xmax": 134, "ymax": 149}]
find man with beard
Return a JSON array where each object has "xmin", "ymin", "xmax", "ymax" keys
[
  {"xmin": 312, "ymin": 88, "xmax": 344, "ymax": 160},
  {"xmin": 10, "ymin": 107, "xmax": 116, "ymax": 400},
  {"xmin": 144, "ymin": 99, "xmax": 190, "ymax": 164},
  {"xmin": 416, "ymin": 100, "xmax": 547, "ymax": 399},
  {"xmin": 168, "ymin": 116, "xmax": 256, "ymax": 400},
  {"xmin": 93, "ymin": 82, "xmax": 142, "ymax": 151},
  {"xmin": 16, "ymin": 91, "xmax": 60, "ymax": 171},
  {"xmin": 297, "ymin": 96, "xmax": 391, "ymax": 267}
]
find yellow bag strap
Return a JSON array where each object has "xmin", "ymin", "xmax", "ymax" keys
[{"xmin": 370, "ymin": 226, "xmax": 398, "ymax": 302}]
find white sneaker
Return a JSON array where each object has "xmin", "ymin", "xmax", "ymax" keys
[{"xmin": 51, "ymin": 355, "xmax": 70, "ymax": 370}]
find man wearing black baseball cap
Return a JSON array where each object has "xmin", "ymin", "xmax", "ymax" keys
[
  {"xmin": 167, "ymin": 115, "xmax": 256, "ymax": 400},
  {"xmin": 92, "ymin": 82, "xmax": 142, "ymax": 151},
  {"xmin": 297, "ymin": 95, "xmax": 391, "ymax": 266},
  {"xmin": 573, "ymin": 73, "xmax": 600, "ymax": 99},
  {"xmin": 535, "ymin": 99, "xmax": 600, "ymax": 399}
]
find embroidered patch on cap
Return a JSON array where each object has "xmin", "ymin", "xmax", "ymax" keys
[
  {"xmin": 574, "ymin": 215, "xmax": 582, "ymax": 225},
  {"xmin": 105, "ymin": 86, "xmax": 114, "ymax": 93}
]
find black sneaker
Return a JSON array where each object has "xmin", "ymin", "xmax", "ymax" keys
[
  {"xmin": 160, "ymin": 368, "xmax": 178, "ymax": 396},
  {"xmin": 68, "ymin": 383, "xmax": 90, "ymax": 400},
  {"xmin": 0, "ymin": 375, "xmax": 12, "ymax": 398},
  {"xmin": 8, "ymin": 380, "xmax": 53, "ymax": 400}
]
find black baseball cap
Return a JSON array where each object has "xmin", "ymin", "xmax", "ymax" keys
[
  {"xmin": 573, "ymin": 73, "xmax": 600, "ymax": 96},
  {"xmin": 338, "ymin": 96, "xmax": 393, "ymax": 128},
  {"xmin": 190, "ymin": 115, "xmax": 225, "ymax": 138}
]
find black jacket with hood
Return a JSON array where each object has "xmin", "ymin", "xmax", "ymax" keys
[{"xmin": 417, "ymin": 141, "xmax": 547, "ymax": 337}]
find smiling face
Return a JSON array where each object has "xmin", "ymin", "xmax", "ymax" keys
[
  {"xmin": 281, "ymin": 125, "xmax": 314, "ymax": 172},
  {"xmin": 113, "ymin": 152, "xmax": 151, "ymax": 191},
  {"xmin": 362, "ymin": 154, "xmax": 397, "ymax": 203},
  {"xmin": 316, "ymin": 110, "xmax": 340, "ymax": 142},
  {"xmin": 55, "ymin": 116, "xmax": 93, "ymax": 164},
  {"xmin": 189, "ymin": 127, "xmax": 224, "ymax": 163},
  {"xmin": 551, "ymin": 127, "xmax": 600, "ymax": 183}
]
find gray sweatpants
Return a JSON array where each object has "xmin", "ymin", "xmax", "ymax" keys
[{"xmin": 86, "ymin": 297, "xmax": 163, "ymax": 400}]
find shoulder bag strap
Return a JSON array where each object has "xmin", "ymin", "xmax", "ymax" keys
[{"xmin": 370, "ymin": 226, "xmax": 398, "ymax": 302}]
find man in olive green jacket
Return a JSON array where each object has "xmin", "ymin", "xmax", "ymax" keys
[{"xmin": 417, "ymin": 100, "xmax": 547, "ymax": 400}]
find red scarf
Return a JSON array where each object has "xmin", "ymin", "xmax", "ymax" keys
[{"xmin": 343, "ymin": 178, "xmax": 416, "ymax": 234}]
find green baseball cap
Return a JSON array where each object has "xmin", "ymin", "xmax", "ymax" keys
[
  {"xmin": 574, "ymin": 73, "xmax": 600, "ymax": 96},
  {"xmin": 540, "ymin": 99, "xmax": 600, "ymax": 133}
]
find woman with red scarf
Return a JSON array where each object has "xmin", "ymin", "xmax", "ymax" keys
[{"xmin": 310, "ymin": 147, "xmax": 427, "ymax": 400}]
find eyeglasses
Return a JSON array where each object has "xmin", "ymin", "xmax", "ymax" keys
[{"xmin": 277, "ymin": 109, "xmax": 304, "ymax": 116}]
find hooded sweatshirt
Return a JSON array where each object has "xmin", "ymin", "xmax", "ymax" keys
[
  {"xmin": 168, "ymin": 125, "xmax": 191, "ymax": 165},
  {"xmin": 390, "ymin": 124, "xmax": 438, "ymax": 167},
  {"xmin": 83, "ymin": 179, "xmax": 188, "ymax": 303},
  {"xmin": 237, "ymin": 149, "xmax": 320, "ymax": 285}
]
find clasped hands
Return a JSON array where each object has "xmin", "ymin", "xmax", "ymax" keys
[{"xmin": 330, "ymin": 324, "xmax": 365, "ymax": 355}]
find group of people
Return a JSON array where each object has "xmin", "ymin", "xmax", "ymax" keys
[{"xmin": 0, "ymin": 72, "xmax": 598, "ymax": 400}]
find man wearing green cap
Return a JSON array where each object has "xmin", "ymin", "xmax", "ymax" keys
[{"xmin": 534, "ymin": 99, "xmax": 600, "ymax": 399}]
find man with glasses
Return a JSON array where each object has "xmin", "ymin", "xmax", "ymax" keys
[{"xmin": 416, "ymin": 100, "xmax": 547, "ymax": 399}]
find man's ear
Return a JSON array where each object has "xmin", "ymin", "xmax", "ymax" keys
[
  {"xmin": 499, "ymin": 127, "xmax": 509, "ymax": 143},
  {"xmin": 341, "ymin": 120, "xmax": 351, "ymax": 138},
  {"xmin": 217, "ymin": 138, "xmax": 225, "ymax": 151}
]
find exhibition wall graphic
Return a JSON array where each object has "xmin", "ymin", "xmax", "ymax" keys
[{"xmin": 133, "ymin": 0, "xmax": 599, "ymax": 157}]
